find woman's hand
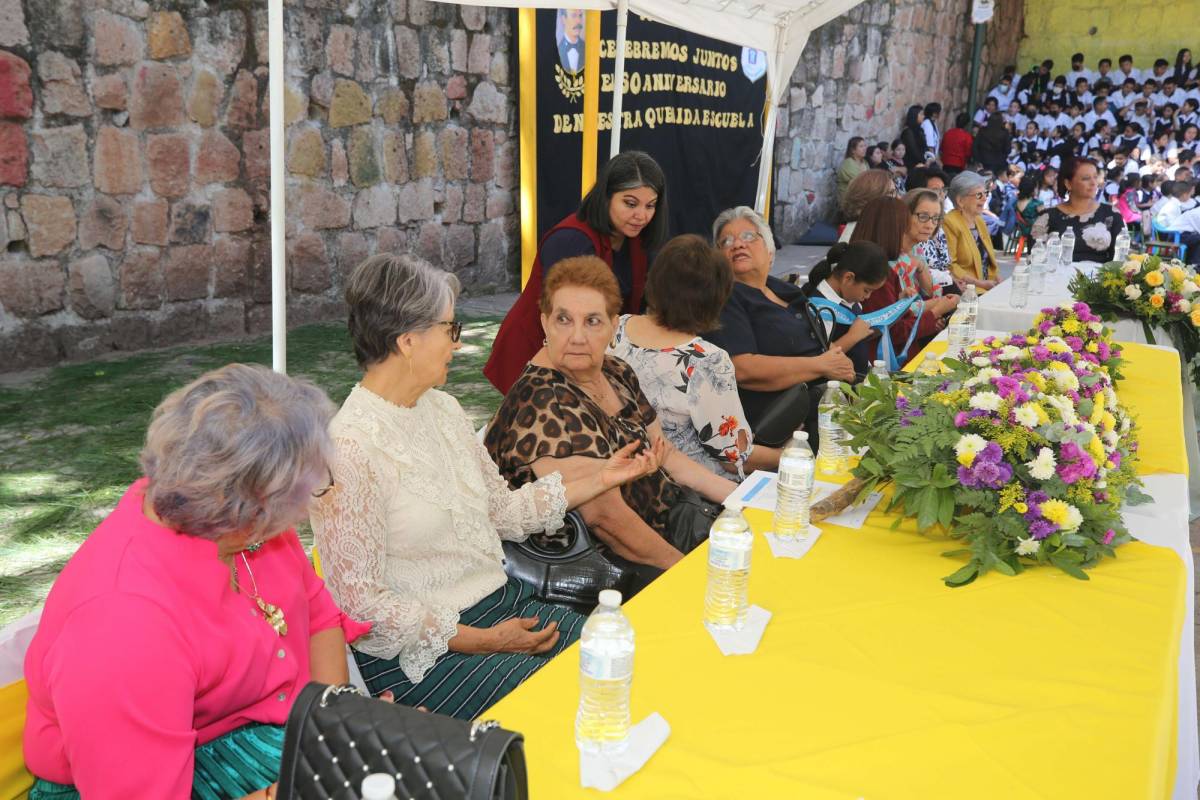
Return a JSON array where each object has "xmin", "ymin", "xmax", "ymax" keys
[
  {"xmin": 900, "ymin": 286, "xmax": 918, "ymax": 298},
  {"xmin": 599, "ymin": 438, "xmax": 666, "ymax": 490},
  {"xmin": 847, "ymin": 317, "xmax": 872, "ymax": 340},
  {"xmin": 816, "ymin": 346, "xmax": 856, "ymax": 382},
  {"xmin": 488, "ymin": 617, "xmax": 560, "ymax": 654},
  {"xmin": 976, "ymin": 278, "xmax": 998, "ymax": 290},
  {"xmin": 931, "ymin": 295, "xmax": 960, "ymax": 316}
]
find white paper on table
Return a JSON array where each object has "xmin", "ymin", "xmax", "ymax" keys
[
  {"xmin": 764, "ymin": 527, "xmax": 822, "ymax": 558},
  {"xmin": 704, "ymin": 605, "xmax": 771, "ymax": 655},
  {"xmin": 579, "ymin": 713, "xmax": 671, "ymax": 792},
  {"xmin": 724, "ymin": 471, "xmax": 882, "ymax": 529}
]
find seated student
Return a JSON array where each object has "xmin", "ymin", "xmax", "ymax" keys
[
  {"xmin": 1117, "ymin": 174, "xmax": 1144, "ymax": 238},
  {"xmin": 1015, "ymin": 173, "xmax": 1044, "ymax": 240},
  {"xmin": 1017, "ymin": 120, "xmax": 1047, "ymax": 160},
  {"xmin": 990, "ymin": 71, "xmax": 1018, "ymax": 108},
  {"xmin": 1155, "ymin": 104, "xmax": 1179, "ymax": 139},
  {"xmin": 1129, "ymin": 99, "xmax": 1156, "ymax": 134},
  {"xmin": 1045, "ymin": 76, "xmax": 1072, "ymax": 109},
  {"xmin": 1140, "ymin": 78, "xmax": 1161, "ymax": 110},
  {"xmin": 973, "ymin": 96, "xmax": 999, "ymax": 128},
  {"xmin": 1179, "ymin": 124, "xmax": 1200, "ymax": 152},
  {"xmin": 607, "ymin": 234, "xmax": 778, "ymax": 478},
  {"xmin": 1155, "ymin": 77, "xmax": 1187, "ymax": 110},
  {"xmin": 1116, "ymin": 121, "xmax": 1148, "ymax": 154},
  {"xmin": 1148, "ymin": 129, "xmax": 1174, "ymax": 160},
  {"xmin": 1154, "ymin": 179, "xmax": 1200, "ymax": 262},
  {"xmin": 1071, "ymin": 76, "xmax": 1093, "ymax": 108},
  {"xmin": 1083, "ymin": 97, "xmax": 1117, "ymax": 130},
  {"xmin": 1004, "ymin": 100, "xmax": 1025, "ymax": 128},
  {"xmin": 1095, "ymin": 57, "xmax": 1116, "ymax": 86},
  {"xmin": 1066, "ymin": 52, "xmax": 1091, "ymax": 87},
  {"xmin": 1149, "ymin": 179, "xmax": 1178, "ymax": 220},
  {"xmin": 1148, "ymin": 58, "xmax": 1173, "ymax": 87},
  {"xmin": 1036, "ymin": 100, "xmax": 1068, "ymax": 134},
  {"xmin": 1116, "ymin": 54, "xmax": 1141, "ymax": 85},
  {"xmin": 1087, "ymin": 121, "xmax": 1114, "ymax": 157},
  {"xmin": 1110, "ymin": 77, "xmax": 1140, "ymax": 111},
  {"xmin": 1178, "ymin": 98, "xmax": 1200, "ymax": 128},
  {"xmin": 799, "ymin": 241, "xmax": 890, "ymax": 376},
  {"xmin": 1103, "ymin": 167, "xmax": 1122, "ymax": 204}
]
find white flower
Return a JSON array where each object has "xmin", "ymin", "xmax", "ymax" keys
[
  {"xmin": 1027, "ymin": 447, "xmax": 1057, "ymax": 480},
  {"xmin": 1125, "ymin": 284, "xmax": 1143, "ymax": 300},
  {"xmin": 1016, "ymin": 537, "xmax": 1041, "ymax": 556},
  {"xmin": 1044, "ymin": 395, "xmax": 1079, "ymax": 425},
  {"xmin": 971, "ymin": 356, "xmax": 991, "ymax": 367},
  {"xmin": 1154, "ymin": 286, "xmax": 1166, "ymax": 297},
  {"xmin": 1179, "ymin": 299, "xmax": 1193, "ymax": 313},
  {"xmin": 969, "ymin": 391, "xmax": 1003, "ymax": 412},
  {"xmin": 1062, "ymin": 505, "xmax": 1083, "ymax": 532},
  {"xmin": 1052, "ymin": 370, "xmax": 1079, "ymax": 391},
  {"xmin": 1082, "ymin": 221, "xmax": 1112, "ymax": 252},
  {"xmin": 1182, "ymin": 280, "xmax": 1199, "ymax": 297},
  {"xmin": 965, "ymin": 367, "xmax": 1001, "ymax": 388},
  {"xmin": 1014, "ymin": 404, "xmax": 1041, "ymax": 429},
  {"xmin": 1102, "ymin": 430, "xmax": 1119, "ymax": 448},
  {"xmin": 1122, "ymin": 261, "xmax": 1141, "ymax": 277},
  {"xmin": 1088, "ymin": 321, "xmax": 1104, "ymax": 333},
  {"xmin": 955, "ymin": 434, "xmax": 987, "ymax": 466},
  {"xmin": 998, "ymin": 345, "xmax": 1023, "ymax": 361},
  {"xmin": 1120, "ymin": 416, "xmax": 1131, "ymax": 433}
]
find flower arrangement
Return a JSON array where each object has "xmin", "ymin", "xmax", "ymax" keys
[
  {"xmin": 836, "ymin": 303, "xmax": 1149, "ymax": 586},
  {"xmin": 1069, "ymin": 253, "xmax": 1200, "ymax": 388}
]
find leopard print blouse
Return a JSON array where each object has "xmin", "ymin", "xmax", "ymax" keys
[{"xmin": 485, "ymin": 356, "xmax": 682, "ymax": 539}]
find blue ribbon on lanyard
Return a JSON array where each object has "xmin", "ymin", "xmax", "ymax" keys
[{"xmin": 807, "ymin": 295, "xmax": 926, "ymax": 371}]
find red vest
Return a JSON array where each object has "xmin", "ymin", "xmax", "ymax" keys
[{"xmin": 482, "ymin": 214, "xmax": 648, "ymax": 395}]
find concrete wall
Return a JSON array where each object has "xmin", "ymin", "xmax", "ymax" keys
[
  {"xmin": 0, "ymin": 0, "xmax": 517, "ymax": 370},
  {"xmin": 1018, "ymin": 0, "xmax": 1199, "ymax": 78},
  {"xmin": 771, "ymin": 0, "xmax": 1024, "ymax": 242}
]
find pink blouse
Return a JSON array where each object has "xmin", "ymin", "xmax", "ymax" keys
[{"xmin": 22, "ymin": 479, "xmax": 369, "ymax": 798}]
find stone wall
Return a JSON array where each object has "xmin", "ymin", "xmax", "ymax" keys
[
  {"xmin": 771, "ymin": 0, "xmax": 1024, "ymax": 242},
  {"xmin": 0, "ymin": 0, "xmax": 517, "ymax": 370}
]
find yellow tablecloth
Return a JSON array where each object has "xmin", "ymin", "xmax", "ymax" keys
[{"xmin": 485, "ymin": 342, "xmax": 1187, "ymax": 799}]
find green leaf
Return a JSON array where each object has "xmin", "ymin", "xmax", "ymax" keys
[
  {"xmin": 943, "ymin": 562, "xmax": 980, "ymax": 587},
  {"xmin": 937, "ymin": 491, "xmax": 955, "ymax": 529}
]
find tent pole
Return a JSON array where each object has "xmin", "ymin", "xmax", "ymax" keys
[
  {"xmin": 268, "ymin": 0, "xmax": 287, "ymax": 373},
  {"xmin": 755, "ymin": 29, "xmax": 785, "ymax": 215},
  {"xmin": 609, "ymin": 0, "xmax": 629, "ymax": 157}
]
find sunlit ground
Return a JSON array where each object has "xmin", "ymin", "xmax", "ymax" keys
[{"xmin": 0, "ymin": 317, "xmax": 503, "ymax": 626}]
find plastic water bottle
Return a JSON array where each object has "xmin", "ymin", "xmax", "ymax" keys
[
  {"xmin": 959, "ymin": 284, "xmax": 978, "ymax": 345},
  {"xmin": 703, "ymin": 503, "xmax": 753, "ymax": 629},
  {"xmin": 816, "ymin": 381, "xmax": 851, "ymax": 477},
  {"xmin": 1046, "ymin": 232, "xmax": 1061, "ymax": 274},
  {"xmin": 1060, "ymin": 229, "xmax": 1076, "ymax": 267},
  {"xmin": 871, "ymin": 359, "xmax": 889, "ymax": 380},
  {"xmin": 773, "ymin": 431, "xmax": 815, "ymax": 539},
  {"xmin": 1029, "ymin": 241, "xmax": 1047, "ymax": 294},
  {"xmin": 945, "ymin": 309, "xmax": 968, "ymax": 354},
  {"xmin": 1114, "ymin": 227, "xmax": 1131, "ymax": 263},
  {"xmin": 361, "ymin": 774, "xmax": 399, "ymax": 800},
  {"xmin": 1010, "ymin": 264, "xmax": 1030, "ymax": 308},
  {"xmin": 576, "ymin": 589, "xmax": 634, "ymax": 755}
]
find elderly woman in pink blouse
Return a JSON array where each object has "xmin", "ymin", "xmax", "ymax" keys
[{"xmin": 22, "ymin": 365, "xmax": 369, "ymax": 800}]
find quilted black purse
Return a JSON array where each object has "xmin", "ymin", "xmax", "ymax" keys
[{"xmin": 277, "ymin": 682, "xmax": 528, "ymax": 800}]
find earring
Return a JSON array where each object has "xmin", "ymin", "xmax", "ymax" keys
[{"xmin": 542, "ymin": 338, "xmax": 548, "ymax": 346}]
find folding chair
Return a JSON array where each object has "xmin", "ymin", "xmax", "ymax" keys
[{"xmin": 1148, "ymin": 218, "xmax": 1188, "ymax": 262}]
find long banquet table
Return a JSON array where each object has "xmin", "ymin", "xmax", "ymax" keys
[{"xmin": 484, "ymin": 341, "xmax": 1197, "ymax": 799}]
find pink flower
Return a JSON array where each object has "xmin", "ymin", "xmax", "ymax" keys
[{"xmin": 1103, "ymin": 529, "xmax": 1115, "ymax": 545}]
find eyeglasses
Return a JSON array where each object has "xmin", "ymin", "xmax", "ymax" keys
[
  {"xmin": 311, "ymin": 467, "xmax": 335, "ymax": 499},
  {"xmin": 913, "ymin": 212, "xmax": 944, "ymax": 224},
  {"xmin": 718, "ymin": 231, "xmax": 762, "ymax": 249},
  {"xmin": 436, "ymin": 320, "xmax": 464, "ymax": 342},
  {"xmin": 968, "ymin": 191, "xmax": 988, "ymax": 200}
]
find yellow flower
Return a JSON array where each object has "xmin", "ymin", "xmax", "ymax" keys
[
  {"xmin": 1062, "ymin": 319, "xmax": 1082, "ymax": 334},
  {"xmin": 1026, "ymin": 372, "xmax": 1047, "ymax": 391},
  {"xmin": 1192, "ymin": 308, "xmax": 1200, "ymax": 327},
  {"xmin": 1089, "ymin": 435, "xmax": 1106, "ymax": 463},
  {"xmin": 1047, "ymin": 361, "xmax": 1070, "ymax": 372},
  {"xmin": 1150, "ymin": 294, "xmax": 1165, "ymax": 308},
  {"xmin": 1101, "ymin": 411, "xmax": 1116, "ymax": 432},
  {"xmin": 1040, "ymin": 499, "xmax": 1070, "ymax": 526},
  {"xmin": 1046, "ymin": 340, "xmax": 1071, "ymax": 354},
  {"xmin": 1086, "ymin": 342, "xmax": 1099, "ymax": 353},
  {"xmin": 1170, "ymin": 266, "xmax": 1186, "ymax": 283},
  {"xmin": 1089, "ymin": 401, "xmax": 1105, "ymax": 426},
  {"xmin": 1145, "ymin": 270, "xmax": 1165, "ymax": 287},
  {"xmin": 1014, "ymin": 502, "xmax": 1029, "ymax": 514},
  {"xmin": 1129, "ymin": 253, "xmax": 1147, "ymax": 263},
  {"xmin": 1034, "ymin": 404, "xmax": 1050, "ymax": 424}
]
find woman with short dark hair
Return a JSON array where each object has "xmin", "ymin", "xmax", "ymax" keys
[
  {"xmin": 608, "ymin": 234, "xmax": 778, "ymax": 477},
  {"xmin": 484, "ymin": 150, "xmax": 669, "ymax": 394},
  {"xmin": 1030, "ymin": 157, "xmax": 1124, "ymax": 262}
]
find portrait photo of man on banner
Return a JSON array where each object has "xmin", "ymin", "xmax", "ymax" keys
[{"xmin": 557, "ymin": 8, "xmax": 586, "ymax": 74}]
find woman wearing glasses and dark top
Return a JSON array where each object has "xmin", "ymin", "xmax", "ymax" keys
[
  {"xmin": 706, "ymin": 206, "xmax": 857, "ymax": 441},
  {"xmin": 310, "ymin": 254, "xmax": 661, "ymax": 718},
  {"xmin": 483, "ymin": 150, "xmax": 669, "ymax": 395},
  {"xmin": 941, "ymin": 171, "xmax": 1001, "ymax": 291}
]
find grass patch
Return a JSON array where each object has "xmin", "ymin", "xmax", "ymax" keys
[{"xmin": 0, "ymin": 317, "xmax": 502, "ymax": 626}]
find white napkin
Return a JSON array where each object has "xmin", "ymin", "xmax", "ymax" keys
[
  {"xmin": 764, "ymin": 527, "xmax": 822, "ymax": 558},
  {"xmin": 579, "ymin": 712, "xmax": 671, "ymax": 791},
  {"xmin": 704, "ymin": 605, "xmax": 772, "ymax": 655}
]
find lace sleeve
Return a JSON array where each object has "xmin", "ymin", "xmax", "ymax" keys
[
  {"xmin": 475, "ymin": 438, "xmax": 568, "ymax": 541},
  {"xmin": 309, "ymin": 435, "xmax": 460, "ymax": 683},
  {"xmin": 1030, "ymin": 210, "xmax": 1051, "ymax": 242}
]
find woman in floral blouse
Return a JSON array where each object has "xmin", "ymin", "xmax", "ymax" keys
[{"xmin": 608, "ymin": 234, "xmax": 780, "ymax": 478}]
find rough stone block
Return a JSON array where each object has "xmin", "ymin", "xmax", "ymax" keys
[
  {"xmin": 355, "ymin": 31, "xmax": 376, "ymax": 82},
  {"xmin": 485, "ymin": 189, "xmax": 513, "ymax": 220},
  {"xmin": 31, "ymin": 125, "xmax": 89, "ymax": 188},
  {"xmin": 393, "ymin": 26, "xmax": 421, "ymax": 79},
  {"xmin": 348, "ymin": 126, "xmax": 380, "ymax": 187},
  {"xmin": 477, "ymin": 222, "xmax": 508, "ymax": 276},
  {"xmin": 352, "ymin": 185, "xmax": 396, "ymax": 229},
  {"xmin": 0, "ymin": 0, "xmax": 30, "ymax": 48},
  {"xmin": 468, "ymin": 34, "xmax": 491, "ymax": 75},
  {"xmin": 187, "ymin": 69, "xmax": 223, "ymax": 126},
  {"xmin": 376, "ymin": 226, "xmax": 406, "ymax": 254},
  {"xmin": 225, "ymin": 69, "xmax": 258, "ymax": 129},
  {"xmin": 413, "ymin": 130, "xmax": 438, "ymax": 178},
  {"xmin": 466, "ymin": 81, "xmax": 507, "ymax": 124},
  {"xmin": 330, "ymin": 138, "xmax": 348, "ymax": 185},
  {"xmin": 243, "ymin": 128, "xmax": 270, "ymax": 182},
  {"xmin": 442, "ymin": 184, "xmax": 463, "ymax": 223},
  {"xmin": 0, "ymin": 51, "xmax": 32, "ymax": 120},
  {"xmin": 92, "ymin": 72, "xmax": 128, "ymax": 111},
  {"xmin": 146, "ymin": 132, "xmax": 191, "ymax": 197},
  {"xmin": 296, "ymin": 185, "xmax": 351, "ymax": 229},
  {"xmin": 206, "ymin": 299, "xmax": 245, "ymax": 338},
  {"xmin": 446, "ymin": 75, "xmax": 467, "ymax": 101},
  {"xmin": 131, "ymin": 198, "xmax": 168, "ymax": 245},
  {"xmin": 21, "ymin": 194, "xmax": 75, "ymax": 256},
  {"xmin": 117, "ymin": 247, "xmax": 163, "ymax": 309},
  {"xmin": 381, "ymin": 131, "xmax": 408, "ymax": 183},
  {"xmin": 415, "ymin": 221, "xmax": 444, "ymax": 265},
  {"xmin": 194, "ymin": 10, "xmax": 247, "ymax": 77},
  {"xmin": 336, "ymin": 231, "xmax": 370, "ymax": 279},
  {"xmin": 376, "ymin": 88, "xmax": 409, "ymax": 124},
  {"xmin": 310, "ymin": 70, "xmax": 334, "ymax": 109},
  {"xmin": 68, "ymin": 253, "xmax": 116, "ymax": 319},
  {"xmin": 413, "ymin": 82, "xmax": 448, "ymax": 123},
  {"xmin": 287, "ymin": 127, "xmax": 326, "ymax": 177},
  {"xmin": 330, "ymin": 79, "xmax": 371, "ymax": 127},
  {"xmin": 0, "ymin": 258, "xmax": 64, "ymax": 316},
  {"xmin": 37, "ymin": 52, "xmax": 89, "ymax": 116},
  {"xmin": 94, "ymin": 10, "xmax": 145, "ymax": 66},
  {"xmin": 444, "ymin": 224, "xmax": 474, "ymax": 267},
  {"xmin": 425, "ymin": 28, "xmax": 451, "ymax": 75},
  {"xmin": 0, "ymin": 124, "xmax": 27, "ymax": 186},
  {"xmin": 489, "ymin": 52, "xmax": 508, "ymax": 86},
  {"xmin": 78, "ymin": 194, "xmax": 129, "ymax": 250},
  {"xmin": 462, "ymin": 183, "xmax": 485, "ymax": 223},
  {"xmin": 450, "ymin": 30, "xmax": 468, "ymax": 72},
  {"xmin": 212, "ymin": 188, "xmax": 254, "ymax": 232},
  {"xmin": 440, "ymin": 126, "xmax": 469, "ymax": 180},
  {"xmin": 164, "ymin": 244, "xmax": 211, "ymax": 300},
  {"xmin": 326, "ymin": 24, "xmax": 356, "ymax": 76},
  {"xmin": 212, "ymin": 235, "xmax": 251, "ymax": 296},
  {"xmin": 461, "ymin": 5, "xmax": 486, "ymax": 31},
  {"xmin": 169, "ymin": 201, "xmax": 211, "ymax": 245},
  {"xmin": 130, "ymin": 62, "xmax": 184, "ymax": 129},
  {"xmin": 148, "ymin": 11, "xmax": 191, "ymax": 59},
  {"xmin": 397, "ymin": 179, "xmax": 435, "ymax": 223},
  {"xmin": 470, "ymin": 129, "xmax": 494, "ymax": 182},
  {"xmin": 288, "ymin": 231, "xmax": 330, "ymax": 293},
  {"xmin": 196, "ymin": 129, "xmax": 240, "ymax": 183}
]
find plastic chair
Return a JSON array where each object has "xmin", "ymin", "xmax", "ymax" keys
[{"xmin": 1149, "ymin": 218, "xmax": 1188, "ymax": 261}]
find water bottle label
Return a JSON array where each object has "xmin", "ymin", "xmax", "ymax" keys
[
  {"xmin": 778, "ymin": 466, "xmax": 814, "ymax": 489},
  {"xmin": 709, "ymin": 543, "xmax": 751, "ymax": 570},
  {"xmin": 580, "ymin": 649, "xmax": 632, "ymax": 680},
  {"xmin": 818, "ymin": 411, "xmax": 833, "ymax": 428}
]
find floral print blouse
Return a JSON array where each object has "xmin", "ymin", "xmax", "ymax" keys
[{"xmin": 608, "ymin": 315, "xmax": 754, "ymax": 478}]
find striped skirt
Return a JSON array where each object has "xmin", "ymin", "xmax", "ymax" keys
[{"xmin": 355, "ymin": 576, "xmax": 585, "ymax": 720}]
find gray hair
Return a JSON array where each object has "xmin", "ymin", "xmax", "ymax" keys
[
  {"xmin": 140, "ymin": 364, "xmax": 336, "ymax": 542},
  {"xmin": 345, "ymin": 253, "xmax": 461, "ymax": 368},
  {"xmin": 712, "ymin": 206, "xmax": 776, "ymax": 259},
  {"xmin": 947, "ymin": 171, "xmax": 989, "ymax": 205}
]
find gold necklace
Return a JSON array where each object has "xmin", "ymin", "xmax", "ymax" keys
[{"xmin": 232, "ymin": 552, "xmax": 288, "ymax": 636}]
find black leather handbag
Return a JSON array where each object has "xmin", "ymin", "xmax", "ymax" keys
[
  {"xmin": 278, "ymin": 682, "xmax": 527, "ymax": 800},
  {"xmin": 664, "ymin": 487, "xmax": 722, "ymax": 553},
  {"xmin": 502, "ymin": 511, "xmax": 653, "ymax": 612}
]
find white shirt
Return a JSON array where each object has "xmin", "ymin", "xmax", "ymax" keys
[
  {"xmin": 1066, "ymin": 69, "xmax": 1093, "ymax": 86},
  {"xmin": 1178, "ymin": 111, "xmax": 1199, "ymax": 127},
  {"xmin": 974, "ymin": 108, "xmax": 992, "ymax": 126},
  {"xmin": 1109, "ymin": 90, "xmax": 1138, "ymax": 110},
  {"xmin": 1117, "ymin": 67, "xmax": 1142, "ymax": 84},
  {"xmin": 1083, "ymin": 109, "xmax": 1118, "ymax": 129},
  {"xmin": 1153, "ymin": 89, "xmax": 1187, "ymax": 108},
  {"xmin": 1074, "ymin": 90, "xmax": 1094, "ymax": 107},
  {"xmin": 815, "ymin": 280, "xmax": 855, "ymax": 338},
  {"xmin": 921, "ymin": 118, "xmax": 940, "ymax": 155},
  {"xmin": 1157, "ymin": 198, "xmax": 1200, "ymax": 235},
  {"xmin": 1036, "ymin": 113, "xmax": 1071, "ymax": 133},
  {"xmin": 309, "ymin": 386, "xmax": 568, "ymax": 681},
  {"xmin": 990, "ymin": 83, "xmax": 1017, "ymax": 107}
]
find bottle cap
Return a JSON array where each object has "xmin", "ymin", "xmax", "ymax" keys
[
  {"xmin": 598, "ymin": 589, "xmax": 623, "ymax": 608},
  {"xmin": 828, "ymin": 380, "xmax": 840, "ymax": 388},
  {"xmin": 794, "ymin": 430, "xmax": 808, "ymax": 440},
  {"xmin": 362, "ymin": 774, "xmax": 397, "ymax": 799},
  {"xmin": 723, "ymin": 500, "xmax": 745, "ymax": 514}
]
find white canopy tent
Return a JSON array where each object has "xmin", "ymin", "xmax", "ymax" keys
[{"xmin": 265, "ymin": 0, "xmax": 864, "ymax": 370}]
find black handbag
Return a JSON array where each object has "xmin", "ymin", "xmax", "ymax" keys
[
  {"xmin": 502, "ymin": 511, "xmax": 658, "ymax": 612},
  {"xmin": 664, "ymin": 487, "xmax": 722, "ymax": 553},
  {"xmin": 278, "ymin": 682, "xmax": 527, "ymax": 800}
]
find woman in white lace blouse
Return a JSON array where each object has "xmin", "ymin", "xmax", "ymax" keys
[{"xmin": 310, "ymin": 254, "xmax": 662, "ymax": 718}]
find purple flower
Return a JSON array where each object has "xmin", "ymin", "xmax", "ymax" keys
[
  {"xmin": 1039, "ymin": 320, "xmax": 1054, "ymax": 334},
  {"xmin": 1066, "ymin": 336, "xmax": 1084, "ymax": 352},
  {"xmin": 1103, "ymin": 529, "xmax": 1115, "ymax": 544},
  {"xmin": 1097, "ymin": 342, "xmax": 1111, "ymax": 360},
  {"xmin": 979, "ymin": 442, "xmax": 1004, "ymax": 463},
  {"xmin": 954, "ymin": 411, "xmax": 971, "ymax": 428},
  {"xmin": 1109, "ymin": 451, "xmax": 1122, "ymax": 467},
  {"xmin": 1028, "ymin": 490, "xmax": 1049, "ymax": 505},
  {"xmin": 1009, "ymin": 334, "xmax": 1028, "ymax": 346},
  {"xmin": 1029, "ymin": 519, "xmax": 1058, "ymax": 540},
  {"xmin": 895, "ymin": 396, "xmax": 911, "ymax": 411},
  {"xmin": 1032, "ymin": 344, "xmax": 1052, "ymax": 360}
]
